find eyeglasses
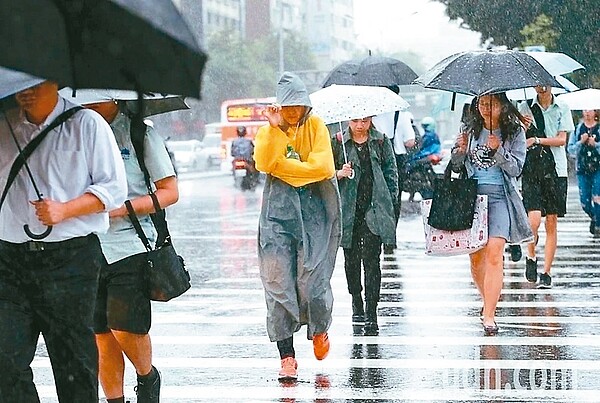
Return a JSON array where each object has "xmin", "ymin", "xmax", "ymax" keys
[{"xmin": 350, "ymin": 118, "xmax": 371, "ymax": 123}]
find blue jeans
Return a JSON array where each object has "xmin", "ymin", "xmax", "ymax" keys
[{"xmin": 577, "ymin": 171, "xmax": 600, "ymax": 222}]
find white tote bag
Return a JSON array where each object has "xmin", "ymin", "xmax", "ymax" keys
[{"xmin": 420, "ymin": 195, "xmax": 488, "ymax": 256}]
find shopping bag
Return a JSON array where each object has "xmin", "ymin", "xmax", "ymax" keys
[
  {"xmin": 427, "ymin": 166, "xmax": 478, "ymax": 231},
  {"xmin": 421, "ymin": 195, "xmax": 488, "ymax": 256}
]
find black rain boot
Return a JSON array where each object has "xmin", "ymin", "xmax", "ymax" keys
[
  {"xmin": 351, "ymin": 294, "xmax": 365, "ymax": 323},
  {"xmin": 135, "ymin": 366, "xmax": 161, "ymax": 403},
  {"xmin": 364, "ymin": 300, "xmax": 379, "ymax": 336}
]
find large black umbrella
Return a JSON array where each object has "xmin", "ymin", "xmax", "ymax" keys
[
  {"xmin": 0, "ymin": 0, "xmax": 207, "ymax": 98},
  {"xmin": 414, "ymin": 49, "xmax": 562, "ymax": 96},
  {"xmin": 322, "ymin": 55, "xmax": 418, "ymax": 88}
]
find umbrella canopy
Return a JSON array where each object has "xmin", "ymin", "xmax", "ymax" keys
[
  {"xmin": 310, "ymin": 84, "xmax": 410, "ymax": 125},
  {"xmin": 556, "ymin": 89, "xmax": 600, "ymax": 110},
  {"xmin": 322, "ymin": 56, "xmax": 418, "ymax": 88},
  {"xmin": 525, "ymin": 51, "xmax": 585, "ymax": 76},
  {"xmin": 59, "ymin": 88, "xmax": 189, "ymax": 117},
  {"xmin": 0, "ymin": 0, "xmax": 207, "ymax": 98},
  {"xmin": 0, "ymin": 67, "xmax": 44, "ymax": 100},
  {"xmin": 506, "ymin": 75, "xmax": 579, "ymax": 101},
  {"xmin": 414, "ymin": 49, "xmax": 562, "ymax": 96}
]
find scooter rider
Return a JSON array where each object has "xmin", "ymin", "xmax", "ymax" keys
[
  {"xmin": 231, "ymin": 126, "xmax": 254, "ymax": 161},
  {"xmin": 231, "ymin": 126, "xmax": 258, "ymax": 187},
  {"xmin": 405, "ymin": 117, "xmax": 442, "ymax": 200}
]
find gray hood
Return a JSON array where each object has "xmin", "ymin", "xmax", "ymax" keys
[{"xmin": 276, "ymin": 72, "xmax": 312, "ymax": 108}]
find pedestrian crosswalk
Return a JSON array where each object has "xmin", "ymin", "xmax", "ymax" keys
[{"xmin": 35, "ymin": 185, "xmax": 600, "ymax": 402}]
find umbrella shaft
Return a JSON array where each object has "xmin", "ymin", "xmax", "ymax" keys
[{"xmin": 338, "ymin": 122, "xmax": 349, "ymax": 164}]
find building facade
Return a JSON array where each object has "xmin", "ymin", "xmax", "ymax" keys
[{"xmin": 178, "ymin": 0, "xmax": 356, "ymax": 72}]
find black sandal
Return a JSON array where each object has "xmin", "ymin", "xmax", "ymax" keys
[{"xmin": 483, "ymin": 322, "xmax": 499, "ymax": 336}]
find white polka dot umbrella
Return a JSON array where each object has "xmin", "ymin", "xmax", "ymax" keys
[{"xmin": 309, "ymin": 84, "xmax": 409, "ymax": 125}]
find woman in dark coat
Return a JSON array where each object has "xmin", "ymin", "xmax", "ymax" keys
[{"xmin": 332, "ymin": 116, "xmax": 398, "ymax": 336}]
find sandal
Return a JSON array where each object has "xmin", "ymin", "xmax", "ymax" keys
[{"xmin": 483, "ymin": 322, "xmax": 499, "ymax": 336}]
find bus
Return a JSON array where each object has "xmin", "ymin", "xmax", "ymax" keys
[{"xmin": 216, "ymin": 97, "xmax": 275, "ymax": 164}]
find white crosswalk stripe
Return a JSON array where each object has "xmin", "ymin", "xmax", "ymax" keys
[{"xmin": 33, "ymin": 185, "xmax": 600, "ymax": 401}]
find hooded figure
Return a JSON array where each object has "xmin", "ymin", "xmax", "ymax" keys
[{"xmin": 253, "ymin": 72, "xmax": 341, "ymax": 381}]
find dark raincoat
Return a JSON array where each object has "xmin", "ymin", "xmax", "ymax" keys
[
  {"xmin": 254, "ymin": 72, "xmax": 341, "ymax": 342},
  {"xmin": 332, "ymin": 128, "xmax": 398, "ymax": 248}
]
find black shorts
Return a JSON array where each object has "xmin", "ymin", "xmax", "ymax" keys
[
  {"xmin": 94, "ymin": 253, "xmax": 151, "ymax": 334},
  {"xmin": 522, "ymin": 175, "xmax": 568, "ymax": 217}
]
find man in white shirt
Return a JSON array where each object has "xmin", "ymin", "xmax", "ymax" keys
[
  {"xmin": 372, "ymin": 89, "xmax": 416, "ymax": 253},
  {"xmin": 0, "ymin": 81, "xmax": 127, "ymax": 402},
  {"xmin": 517, "ymin": 85, "xmax": 574, "ymax": 289}
]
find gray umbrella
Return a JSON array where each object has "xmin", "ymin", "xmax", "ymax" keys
[
  {"xmin": 414, "ymin": 49, "xmax": 562, "ymax": 96},
  {"xmin": 0, "ymin": 0, "xmax": 207, "ymax": 98},
  {"xmin": 322, "ymin": 55, "xmax": 418, "ymax": 88},
  {"xmin": 59, "ymin": 88, "xmax": 189, "ymax": 117}
]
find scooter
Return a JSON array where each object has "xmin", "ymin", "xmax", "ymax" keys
[
  {"xmin": 232, "ymin": 158, "xmax": 259, "ymax": 191},
  {"xmin": 404, "ymin": 154, "xmax": 441, "ymax": 201}
]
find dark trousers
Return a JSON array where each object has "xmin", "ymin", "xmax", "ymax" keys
[
  {"xmin": 343, "ymin": 221, "xmax": 382, "ymax": 302},
  {"xmin": 0, "ymin": 235, "xmax": 102, "ymax": 403}
]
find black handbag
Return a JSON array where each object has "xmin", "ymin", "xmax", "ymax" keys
[
  {"xmin": 427, "ymin": 163, "xmax": 478, "ymax": 231},
  {"xmin": 125, "ymin": 199, "xmax": 190, "ymax": 302},
  {"xmin": 522, "ymin": 101, "xmax": 557, "ymax": 180},
  {"xmin": 125, "ymin": 120, "xmax": 190, "ymax": 302}
]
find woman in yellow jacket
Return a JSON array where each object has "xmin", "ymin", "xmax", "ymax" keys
[{"xmin": 254, "ymin": 72, "xmax": 341, "ymax": 381}]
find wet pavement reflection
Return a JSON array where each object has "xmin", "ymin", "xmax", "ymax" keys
[{"xmin": 34, "ymin": 174, "xmax": 600, "ymax": 402}]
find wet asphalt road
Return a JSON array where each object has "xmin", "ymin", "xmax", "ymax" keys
[{"xmin": 35, "ymin": 171, "xmax": 600, "ymax": 402}]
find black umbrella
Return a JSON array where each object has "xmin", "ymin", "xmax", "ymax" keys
[
  {"xmin": 0, "ymin": 0, "xmax": 207, "ymax": 98},
  {"xmin": 414, "ymin": 49, "xmax": 562, "ymax": 96},
  {"xmin": 322, "ymin": 55, "xmax": 418, "ymax": 88}
]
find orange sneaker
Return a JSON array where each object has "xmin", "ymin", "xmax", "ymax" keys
[
  {"xmin": 278, "ymin": 357, "xmax": 298, "ymax": 381},
  {"xmin": 312, "ymin": 333, "xmax": 330, "ymax": 360}
]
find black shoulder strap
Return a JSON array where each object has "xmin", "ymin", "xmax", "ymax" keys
[
  {"xmin": 527, "ymin": 99, "xmax": 546, "ymax": 137},
  {"xmin": 0, "ymin": 106, "xmax": 83, "ymax": 211},
  {"xmin": 125, "ymin": 199, "xmax": 153, "ymax": 252},
  {"xmin": 128, "ymin": 118, "xmax": 171, "ymax": 247},
  {"xmin": 390, "ymin": 111, "xmax": 400, "ymax": 152}
]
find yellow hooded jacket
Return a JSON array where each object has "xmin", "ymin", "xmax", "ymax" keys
[
  {"xmin": 254, "ymin": 115, "xmax": 335, "ymax": 188},
  {"xmin": 254, "ymin": 72, "xmax": 334, "ymax": 187}
]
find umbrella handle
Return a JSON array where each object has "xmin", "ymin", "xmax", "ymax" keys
[
  {"xmin": 24, "ymin": 224, "xmax": 53, "ymax": 240},
  {"xmin": 349, "ymin": 169, "xmax": 355, "ymax": 180}
]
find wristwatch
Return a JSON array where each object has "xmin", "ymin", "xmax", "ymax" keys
[{"xmin": 534, "ymin": 137, "xmax": 541, "ymax": 145}]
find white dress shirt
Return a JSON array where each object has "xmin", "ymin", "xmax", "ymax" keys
[
  {"xmin": 372, "ymin": 110, "xmax": 415, "ymax": 155},
  {"xmin": 0, "ymin": 96, "xmax": 127, "ymax": 242}
]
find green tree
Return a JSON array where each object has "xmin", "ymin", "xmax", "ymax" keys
[
  {"xmin": 435, "ymin": 0, "xmax": 600, "ymax": 87},
  {"xmin": 152, "ymin": 31, "xmax": 316, "ymax": 136},
  {"xmin": 520, "ymin": 14, "xmax": 559, "ymax": 50},
  {"xmin": 198, "ymin": 31, "xmax": 316, "ymax": 122}
]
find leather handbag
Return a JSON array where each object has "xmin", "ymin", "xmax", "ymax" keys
[
  {"xmin": 421, "ymin": 195, "xmax": 488, "ymax": 256},
  {"xmin": 427, "ymin": 164, "xmax": 478, "ymax": 231},
  {"xmin": 125, "ymin": 199, "xmax": 191, "ymax": 301}
]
